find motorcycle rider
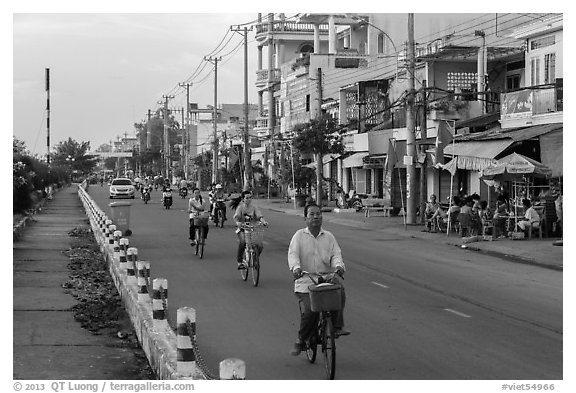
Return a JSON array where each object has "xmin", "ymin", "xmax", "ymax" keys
[
  {"xmin": 162, "ymin": 179, "xmax": 173, "ymax": 206},
  {"xmin": 179, "ymin": 178, "xmax": 188, "ymax": 198}
]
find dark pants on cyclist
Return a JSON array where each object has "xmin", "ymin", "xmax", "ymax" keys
[
  {"xmin": 294, "ymin": 275, "xmax": 346, "ymax": 343},
  {"xmin": 236, "ymin": 231, "xmax": 262, "ymax": 264},
  {"xmin": 189, "ymin": 219, "xmax": 209, "ymax": 240},
  {"xmin": 213, "ymin": 203, "xmax": 227, "ymax": 222}
]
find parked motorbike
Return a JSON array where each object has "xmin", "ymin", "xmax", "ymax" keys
[
  {"xmin": 162, "ymin": 188, "xmax": 173, "ymax": 209},
  {"xmin": 336, "ymin": 190, "xmax": 364, "ymax": 211},
  {"xmin": 179, "ymin": 187, "xmax": 188, "ymax": 198}
]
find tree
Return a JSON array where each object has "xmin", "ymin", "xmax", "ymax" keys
[
  {"xmin": 52, "ymin": 137, "xmax": 98, "ymax": 175},
  {"xmin": 292, "ymin": 115, "xmax": 345, "ymax": 207}
]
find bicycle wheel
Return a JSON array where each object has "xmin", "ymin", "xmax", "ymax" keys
[
  {"xmin": 322, "ymin": 315, "xmax": 336, "ymax": 380},
  {"xmin": 199, "ymin": 227, "xmax": 205, "ymax": 259},
  {"xmin": 195, "ymin": 228, "xmax": 200, "ymax": 256},
  {"xmin": 251, "ymin": 250, "xmax": 260, "ymax": 287},
  {"xmin": 218, "ymin": 209, "xmax": 224, "ymax": 228},
  {"xmin": 306, "ymin": 333, "xmax": 318, "ymax": 363},
  {"xmin": 240, "ymin": 249, "xmax": 249, "ymax": 281}
]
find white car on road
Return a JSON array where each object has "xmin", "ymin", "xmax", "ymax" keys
[{"xmin": 109, "ymin": 178, "xmax": 135, "ymax": 199}]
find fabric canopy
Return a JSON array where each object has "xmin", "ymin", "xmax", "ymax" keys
[
  {"xmin": 342, "ymin": 152, "xmax": 369, "ymax": 168},
  {"xmin": 443, "ymin": 139, "xmax": 514, "ymax": 159},
  {"xmin": 481, "ymin": 152, "xmax": 552, "ymax": 179}
]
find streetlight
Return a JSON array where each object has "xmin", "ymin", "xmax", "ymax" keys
[{"xmin": 65, "ymin": 155, "xmax": 75, "ymax": 183}]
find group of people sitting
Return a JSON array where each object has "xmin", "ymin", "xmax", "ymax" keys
[{"xmin": 423, "ymin": 193, "xmax": 543, "ymax": 238}]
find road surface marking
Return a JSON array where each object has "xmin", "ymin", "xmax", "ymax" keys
[
  {"xmin": 444, "ymin": 308, "xmax": 471, "ymax": 318},
  {"xmin": 371, "ymin": 281, "xmax": 389, "ymax": 289}
]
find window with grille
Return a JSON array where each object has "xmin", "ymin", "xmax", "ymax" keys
[
  {"xmin": 530, "ymin": 35, "xmax": 555, "ymax": 51},
  {"xmin": 531, "ymin": 58, "xmax": 540, "ymax": 86},
  {"xmin": 544, "ymin": 53, "xmax": 556, "ymax": 84}
]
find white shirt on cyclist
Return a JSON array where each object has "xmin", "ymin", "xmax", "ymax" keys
[
  {"xmin": 189, "ymin": 196, "xmax": 210, "ymax": 218},
  {"xmin": 288, "ymin": 227, "xmax": 345, "ymax": 293}
]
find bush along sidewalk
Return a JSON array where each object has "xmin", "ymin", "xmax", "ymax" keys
[{"xmin": 62, "ymin": 225, "xmax": 155, "ymax": 379}]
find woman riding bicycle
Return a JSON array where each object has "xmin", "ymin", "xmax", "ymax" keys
[
  {"xmin": 188, "ymin": 187, "xmax": 210, "ymax": 246},
  {"xmin": 233, "ymin": 190, "xmax": 268, "ymax": 270},
  {"xmin": 287, "ymin": 203, "xmax": 349, "ymax": 357}
]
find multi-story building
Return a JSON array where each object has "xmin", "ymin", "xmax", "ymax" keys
[{"xmin": 253, "ymin": 12, "xmax": 562, "ymax": 210}]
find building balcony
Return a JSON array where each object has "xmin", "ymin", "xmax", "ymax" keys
[
  {"xmin": 255, "ymin": 68, "xmax": 282, "ymax": 89},
  {"xmin": 500, "ymin": 83, "xmax": 563, "ymax": 128},
  {"xmin": 255, "ymin": 21, "xmax": 329, "ymax": 39},
  {"xmin": 252, "ymin": 116, "xmax": 281, "ymax": 140}
]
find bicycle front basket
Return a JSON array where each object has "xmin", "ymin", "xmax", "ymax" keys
[
  {"xmin": 193, "ymin": 216, "xmax": 209, "ymax": 226},
  {"xmin": 309, "ymin": 283, "xmax": 342, "ymax": 312}
]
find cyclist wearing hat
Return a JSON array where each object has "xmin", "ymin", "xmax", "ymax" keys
[{"xmin": 211, "ymin": 183, "xmax": 228, "ymax": 222}]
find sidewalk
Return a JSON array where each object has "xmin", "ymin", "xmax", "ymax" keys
[
  {"xmin": 13, "ymin": 186, "xmax": 148, "ymax": 380},
  {"xmin": 254, "ymin": 197, "xmax": 563, "ymax": 271}
]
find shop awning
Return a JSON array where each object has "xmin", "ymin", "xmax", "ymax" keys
[
  {"xmin": 443, "ymin": 139, "xmax": 514, "ymax": 159},
  {"xmin": 342, "ymin": 152, "xmax": 369, "ymax": 168}
]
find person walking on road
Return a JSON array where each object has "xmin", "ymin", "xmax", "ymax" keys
[{"xmin": 287, "ymin": 203, "xmax": 350, "ymax": 357}]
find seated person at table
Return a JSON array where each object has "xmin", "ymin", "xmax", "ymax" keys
[
  {"xmin": 430, "ymin": 196, "xmax": 461, "ymax": 231},
  {"xmin": 424, "ymin": 194, "xmax": 439, "ymax": 231},
  {"xmin": 492, "ymin": 195, "xmax": 509, "ymax": 238},
  {"xmin": 517, "ymin": 198, "xmax": 540, "ymax": 233}
]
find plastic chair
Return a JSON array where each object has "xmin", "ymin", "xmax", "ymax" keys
[{"xmin": 527, "ymin": 219, "xmax": 543, "ymax": 240}]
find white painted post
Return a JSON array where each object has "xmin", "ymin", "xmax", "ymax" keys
[
  {"xmin": 177, "ymin": 307, "xmax": 196, "ymax": 376},
  {"xmin": 113, "ymin": 230, "xmax": 122, "ymax": 264},
  {"xmin": 136, "ymin": 261, "xmax": 151, "ymax": 303},
  {"xmin": 219, "ymin": 358, "xmax": 246, "ymax": 380},
  {"xmin": 119, "ymin": 238, "xmax": 129, "ymax": 272},
  {"xmin": 152, "ymin": 278, "xmax": 168, "ymax": 332},
  {"xmin": 126, "ymin": 247, "xmax": 138, "ymax": 286}
]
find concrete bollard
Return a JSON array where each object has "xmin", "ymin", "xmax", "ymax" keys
[
  {"xmin": 177, "ymin": 307, "xmax": 196, "ymax": 376},
  {"xmin": 113, "ymin": 230, "xmax": 122, "ymax": 264},
  {"xmin": 152, "ymin": 278, "xmax": 168, "ymax": 332},
  {"xmin": 219, "ymin": 358, "xmax": 246, "ymax": 380},
  {"xmin": 136, "ymin": 261, "xmax": 151, "ymax": 303},
  {"xmin": 107, "ymin": 224, "xmax": 117, "ymax": 252},
  {"xmin": 126, "ymin": 247, "xmax": 138, "ymax": 286},
  {"xmin": 119, "ymin": 238, "xmax": 129, "ymax": 272}
]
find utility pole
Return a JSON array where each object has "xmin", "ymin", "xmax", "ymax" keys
[
  {"xmin": 315, "ymin": 67, "xmax": 324, "ymax": 207},
  {"xmin": 179, "ymin": 82, "xmax": 192, "ymax": 180},
  {"xmin": 406, "ymin": 13, "xmax": 417, "ymax": 224},
  {"xmin": 162, "ymin": 95, "xmax": 174, "ymax": 180},
  {"xmin": 475, "ymin": 30, "xmax": 486, "ymax": 115},
  {"xmin": 231, "ymin": 24, "xmax": 254, "ymax": 191},
  {"xmin": 45, "ymin": 68, "xmax": 50, "ymax": 181},
  {"xmin": 204, "ymin": 56, "xmax": 222, "ymax": 184},
  {"xmin": 419, "ymin": 80, "xmax": 428, "ymax": 225}
]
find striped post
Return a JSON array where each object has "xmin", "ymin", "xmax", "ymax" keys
[
  {"xmin": 119, "ymin": 238, "xmax": 129, "ymax": 272},
  {"xmin": 136, "ymin": 261, "xmax": 151, "ymax": 303},
  {"xmin": 177, "ymin": 307, "xmax": 196, "ymax": 376},
  {"xmin": 113, "ymin": 230, "xmax": 122, "ymax": 264},
  {"xmin": 152, "ymin": 278, "xmax": 168, "ymax": 332},
  {"xmin": 126, "ymin": 247, "xmax": 138, "ymax": 286},
  {"xmin": 219, "ymin": 358, "xmax": 246, "ymax": 380},
  {"xmin": 107, "ymin": 224, "xmax": 117, "ymax": 252}
]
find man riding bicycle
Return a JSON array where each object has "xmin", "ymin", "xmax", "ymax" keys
[
  {"xmin": 287, "ymin": 203, "xmax": 350, "ymax": 356},
  {"xmin": 233, "ymin": 190, "xmax": 267, "ymax": 270},
  {"xmin": 211, "ymin": 184, "xmax": 228, "ymax": 223}
]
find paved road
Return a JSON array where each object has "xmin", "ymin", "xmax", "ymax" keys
[{"xmin": 89, "ymin": 186, "xmax": 562, "ymax": 380}]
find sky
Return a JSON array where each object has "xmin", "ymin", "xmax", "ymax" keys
[
  {"xmin": 12, "ymin": 11, "xmax": 263, "ymax": 156},
  {"xmin": 10, "ymin": 1, "xmax": 562, "ymax": 157}
]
